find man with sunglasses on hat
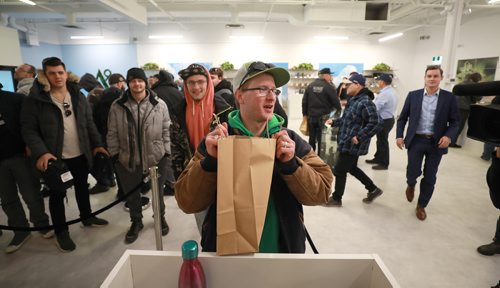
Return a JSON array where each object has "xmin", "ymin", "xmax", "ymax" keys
[
  {"xmin": 21, "ymin": 57, "xmax": 109, "ymax": 252},
  {"xmin": 302, "ymin": 67, "xmax": 341, "ymax": 156},
  {"xmin": 175, "ymin": 61, "xmax": 333, "ymax": 253},
  {"xmin": 171, "ymin": 63, "xmax": 233, "ymax": 234}
]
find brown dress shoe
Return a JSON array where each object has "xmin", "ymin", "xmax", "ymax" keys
[
  {"xmin": 406, "ymin": 185, "xmax": 415, "ymax": 202},
  {"xmin": 416, "ymin": 206, "xmax": 427, "ymax": 221}
]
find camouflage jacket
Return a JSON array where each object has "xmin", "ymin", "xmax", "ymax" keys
[{"xmin": 170, "ymin": 94, "xmax": 233, "ymax": 179}]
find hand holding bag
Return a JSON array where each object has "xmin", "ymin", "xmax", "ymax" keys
[{"xmin": 216, "ymin": 136, "xmax": 276, "ymax": 256}]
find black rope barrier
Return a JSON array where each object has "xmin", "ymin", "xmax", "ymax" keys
[{"xmin": 0, "ymin": 180, "xmax": 147, "ymax": 232}]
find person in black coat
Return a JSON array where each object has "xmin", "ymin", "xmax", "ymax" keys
[
  {"xmin": 477, "ymin": 146, "xmax": 500, "ymax": 256},
  {"xmin": 0, "ymin": 87, "xmax": 52, "ymax": 253},
  {"xmin": 151, "ymin": 70, "xmax": 183, "ymax": 118},
  {"xmin": 89, "ymin": 73, "xmax": 126, "ymax": 194},
  {"xmin": 151, "ymin": 70, "xmax": 183, "ymax": 195}
]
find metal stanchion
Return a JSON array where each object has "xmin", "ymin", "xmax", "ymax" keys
[{"xmin": 149, "ymin": 166, "xmax": 163, "ymax": 251}]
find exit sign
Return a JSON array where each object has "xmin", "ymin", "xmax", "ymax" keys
[{"xmin": 432, "ymin": 56, "xmax": 442, "ymax": 64}]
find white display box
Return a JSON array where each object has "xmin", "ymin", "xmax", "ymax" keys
[{"xmin": 101, "ymin": 250, "xmax": 399, "ymax": 288}]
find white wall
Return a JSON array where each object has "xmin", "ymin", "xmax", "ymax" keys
[
  {"xmin": 137, "ymin": 33, "xmax": 420, "ymax": 131},
  {"xmin": 0, "ymin": 26, "xmax": 22, "ymax": 65}
]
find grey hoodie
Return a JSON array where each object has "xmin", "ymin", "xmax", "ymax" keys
[{"xmin": 16, "ymin": 78, "xmax": 34, "ymax": 96}]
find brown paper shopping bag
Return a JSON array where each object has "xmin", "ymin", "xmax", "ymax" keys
[
  {"xmin": 216, "ymin": 136, "xmax": 276, "ymax": 256},
  {"xmin": 299, "ymin": 116, "xmax": 309, "ymax": 136}
]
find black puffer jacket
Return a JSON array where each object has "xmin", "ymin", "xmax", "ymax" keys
[
  {"xmin": 0, "ymin": 90, "xmax": 26, "ymax": 161},
  {"xmin": 302, "ymin": 78, "xmax": 341, "ymax": 117},
  {"xmin": 21, "ymin": 76, "xmax": 103, "ymax": 167},
  {"xmin": 488, "ymin": 150, "xmax": 500, "ymax": 209},
  {"xmin": 93, "ymin": 86, "xmax": 123, "ymax": 142},
  {"xmin": 214, "ymin": 79, "xmax": 235, "ymax": 108},
  {"xmin": 152, "ymin": 70, "xmax": 183, "ymax": 118}
]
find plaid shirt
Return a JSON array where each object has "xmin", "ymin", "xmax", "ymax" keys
[{"xmin": 334, "ymin": 89, "xmax": 382, "ymax": 156}]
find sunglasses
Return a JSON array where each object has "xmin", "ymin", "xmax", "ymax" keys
[
  {"xmin": 239, "ymin": 61, "xmax": 275, "ymax": 88},
  {"xmin": 63, "ymin": 102, "xmax": 72, "ymax": 117}
]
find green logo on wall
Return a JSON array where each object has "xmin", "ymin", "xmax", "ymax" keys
[{"xmin": 96, "ymin": 69, "xmax": 112, "ymax": 88}]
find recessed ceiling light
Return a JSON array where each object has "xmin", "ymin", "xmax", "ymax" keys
[
  {"xmin": 19, "ymin": 0, "xmax": 36, "ymax": 5},
  {"xmin": 378, "ymin": 32, "xmax": 403, "ymax": 42},
  {"xmin": 148, "ymin": 35, "xmax": 184, "ymax": 39},
  {"xmin": 488, "ymin": 0, "xmax": 500, "ymax": 4}
]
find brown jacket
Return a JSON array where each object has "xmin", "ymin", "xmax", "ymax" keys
[{"xmin": 175, "ymin": 127, "xmax": 333, "ymax": 253}]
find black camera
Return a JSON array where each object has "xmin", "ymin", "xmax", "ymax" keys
[{"xmin": 453, "ymin": 81, "xmax": 500, "ymax": 145}]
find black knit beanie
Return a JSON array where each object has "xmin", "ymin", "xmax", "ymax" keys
[{"xmin": 126, "ymin": 68, "xmax": 147, "ymax": 85}]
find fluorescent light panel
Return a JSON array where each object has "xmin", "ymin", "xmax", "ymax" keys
[
  {"xmin": 19, "ymin": 0, "xmax": 36, "ymax": 5},
  {"xmin": 229, "ymin": 35, "xmax": 263, "ymax": 40},
  {"xmin": 488, "ymin": 0, "xmax": 500, "ymax": 4},
  {"xmin": 70, "ymin": 35, "xmax": 104, "ymax": 40},
  {"xmin": 314, "ymin": 36, "xmax": 349, "ymax": 41},
  {"xmin": 148, "ymin": 35, "xmax": 183, "ymax": 39},
  {"xmin": 378, "ymin": 32, "xmax": 403, "ymax": 42}
]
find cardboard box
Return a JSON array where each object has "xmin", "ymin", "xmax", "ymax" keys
[{"xmin": 101, "ymin": 250, "xmax": 399, "ymax": 288}]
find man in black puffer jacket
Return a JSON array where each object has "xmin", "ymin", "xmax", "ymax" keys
[{"xmin": 21, "ymin": 57, "xmax": 109, "ymax": 252}]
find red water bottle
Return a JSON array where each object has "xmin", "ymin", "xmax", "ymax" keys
[{"xmin": 178, "ymin": 240, "xmax": 206, "ymax": 288}]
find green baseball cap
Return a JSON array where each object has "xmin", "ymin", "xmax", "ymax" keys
[{"xmin": 233, "ymin": 61, "xmax": 290, "ymax": 90}]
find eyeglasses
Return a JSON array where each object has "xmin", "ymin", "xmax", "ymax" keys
[
  {"xmin": 63, "ymin": 102, "xmax": 72, "ymax": 117},
  {"xmin": 239, "ymin": 61, "xmax": 275, "ymax": 88},
  {"xmin": 186, "ymin": 79, "xmax": 207, "ymax": 87},
  {"xmin": 241, "ymin": 86, "xmax": 281, "ymax": 97}
]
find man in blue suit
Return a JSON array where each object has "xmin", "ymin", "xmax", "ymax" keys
[{"xmin": 396, "ymin": 65, "xmax": 460, "ymax": 221}]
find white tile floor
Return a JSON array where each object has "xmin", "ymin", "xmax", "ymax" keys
[{"xmin": 0, "ymin": 135, "xmax": 499, "ymax": 288}]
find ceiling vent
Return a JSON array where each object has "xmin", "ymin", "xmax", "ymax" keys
[
  {"xmin": 225, "ymin": 24, "xmax": 244, "ymax": 29},
  {"xmin": 368, "ymin": 31, "xmax": 385, "ymax": 35},
  {"xmin": 61, "ymin": 13, "xmax": 84, "ymax": 29}
]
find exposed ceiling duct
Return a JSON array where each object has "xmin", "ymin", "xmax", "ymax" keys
[
  {"xmin": 7, "ymin": 15, "xmax": 28, "ymax": 32},
  {"xmin": 61, "ymin": 13, "xmax": 83, "ymax": 29}
]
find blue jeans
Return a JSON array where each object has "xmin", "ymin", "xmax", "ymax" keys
[{"xmin": 0, "ymin": 156, "xmax": 50, "ymax": 231}]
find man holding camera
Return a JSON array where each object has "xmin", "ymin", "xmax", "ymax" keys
[{"xmin": 396, "ymin": 65, "xmax": 460, "ymax": 221}]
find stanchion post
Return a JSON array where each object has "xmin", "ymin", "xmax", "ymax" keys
[{"xmin": 149, "ymin": 166, "xmax": 163, "ymax": 251}]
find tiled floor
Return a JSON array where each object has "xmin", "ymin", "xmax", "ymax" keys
[{"xmin": 0, "ymin": 136, "xmax": 499, "ymax": 287}]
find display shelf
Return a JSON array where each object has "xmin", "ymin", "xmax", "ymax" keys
[
  {"xmin": 289, "ymin": 69, "xmax": 318, "ymax": 93},
  {"xmin": 363, "ymin": 70, "xmax": 394, "ymax": 94}
]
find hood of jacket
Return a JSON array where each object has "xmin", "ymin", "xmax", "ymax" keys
[
  {"xmin": 79, "ymin": 73, "xmax": 103, "ymax": 92},
  {"xmin": 215, "ymin": 78, "xmax": 233, "ymax": 93},
  {"xmin": 17, "ymin": 77, "xmax": 34, "ymax": 89},
  {"xmin": 30, "ymin": 70, "xmax": 81, "ymax": 101}
]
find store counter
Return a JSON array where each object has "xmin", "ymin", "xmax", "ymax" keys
[{"xmin": 101, "ymin": 250, "xmax": 399, "ymax": 288}]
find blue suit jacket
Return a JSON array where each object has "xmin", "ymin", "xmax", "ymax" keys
[{"xmin": 396, "ymin": 88, "xmax": 460, "ymax": 154}]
